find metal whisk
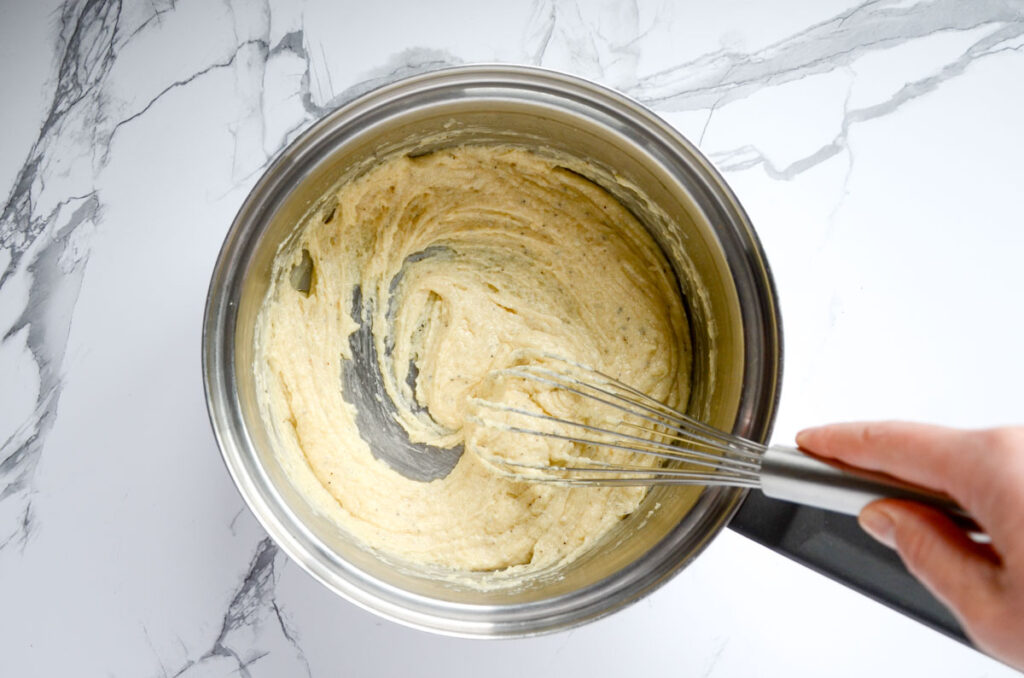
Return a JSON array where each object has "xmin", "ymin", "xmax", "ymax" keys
[{"xmin": 467, "ymin": 355, "xmax": 975, "ymax": 526}]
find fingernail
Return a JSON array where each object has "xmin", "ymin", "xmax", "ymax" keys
[
  {"xmin": 794, "ymin": 427, "xmax": 819, "ymax": 448},
  {"xmin": 859, "ymin": 505, "xmax": 896, "ymax": 550}
]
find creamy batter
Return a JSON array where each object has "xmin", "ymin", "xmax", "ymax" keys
[{"xmin": 257, "ymin": 145, "xmax": 690, "ymax": 576}]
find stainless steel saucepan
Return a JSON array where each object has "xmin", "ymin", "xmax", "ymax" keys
[{"xmin": 202, "ymin": 65, "xmax": 782, "ymax": 637}]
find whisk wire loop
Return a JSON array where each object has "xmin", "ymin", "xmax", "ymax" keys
[
  {"xmin": 492, "ymin": 364, "xmax": 763, "ymax": 461},
  {"xmin": 470, "ymin": 401, "xmax": 759, "ymax": 475},
  {"xmin": 467, "ymin": 356, "xmax": 766, "ymax": 487}
]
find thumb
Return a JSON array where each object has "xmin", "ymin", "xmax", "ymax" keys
[{"xmin": 859, "ymin": 499, "xmax": 1001, "ymax": 623}]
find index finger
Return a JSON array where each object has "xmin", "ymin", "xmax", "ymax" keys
[{"xmin": 795, "ymin": 421, "xmax": 989, "ymax": 510}]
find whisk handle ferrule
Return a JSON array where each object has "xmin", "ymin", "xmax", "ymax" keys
[{"xmin": 758, "ymin": 446, "xmax": 979, "ymax": 532}]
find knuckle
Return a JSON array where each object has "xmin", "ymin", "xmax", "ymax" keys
[
  {"xmin": 966, "ymin": 428, "xmax": 1024, "ymax": 507},
  {"xmin": 894, "ymin": 521, "xmax": 932, "ymax": 570},
  {"xmin": 857, "ymin": 421, "xmax": 890, "ymax": 447},
  {"xmin": 979, "ymin": 427, "xmax": 1024, "ymax": 456}
]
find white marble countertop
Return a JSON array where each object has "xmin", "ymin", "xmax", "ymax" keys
[{"xmin": 2, "ymin": 1, "xmax": 1022, "ymax": 676}]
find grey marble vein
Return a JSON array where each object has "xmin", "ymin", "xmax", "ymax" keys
[
  {"xmin": 709, "ymin": 21, "xmax": 1024, "ymax": 180},
  {"xmin": 699, "ymin": 638, "xmax": 730, "ymax": 678},
  {"xmin": 525, "ymin": 0, "xmax": 558, "ymax": 65},
  {"xmin": 0, "ymin": 0, "xmax": 120, "ymax": 284},
  {"xmin": 269, "ymin": 29, "xmax": 331, "ymax": 120},
  {"xmin": 0, "ymin": 0, "xmax": 124, "ymax": 551},
  {"xmin": 164, "ymin": 538, "xmax": 311, "ymax": 678},
  {"xmin": 0, "ymin": 194, "xmax": 99, "ymax": 551},
  {"xmin": 626, "ymin": 0, "xmax": 1024, "ymax": 112},
  {"xmin": 103, "ymin": 36, "xmax": 270, "ymax": 165}
]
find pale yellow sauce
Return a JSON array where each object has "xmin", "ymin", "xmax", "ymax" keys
[{"xmin": 256, "ymin": 145, "xmax": 690, "ymax": 575}]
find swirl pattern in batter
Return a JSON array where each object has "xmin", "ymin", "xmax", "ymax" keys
[{"xmin": 257, "ymin": 145, "xmax": 690, "ymax": 575}]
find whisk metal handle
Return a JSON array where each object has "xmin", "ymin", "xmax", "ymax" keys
[{"xmin": 758, "ymin": 446, "xmax": 979, "ymax": 533}]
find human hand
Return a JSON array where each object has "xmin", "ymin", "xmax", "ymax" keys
[{"xmin": 796, "ymin": 422, "xmax": 1024, "ymax": 670}]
